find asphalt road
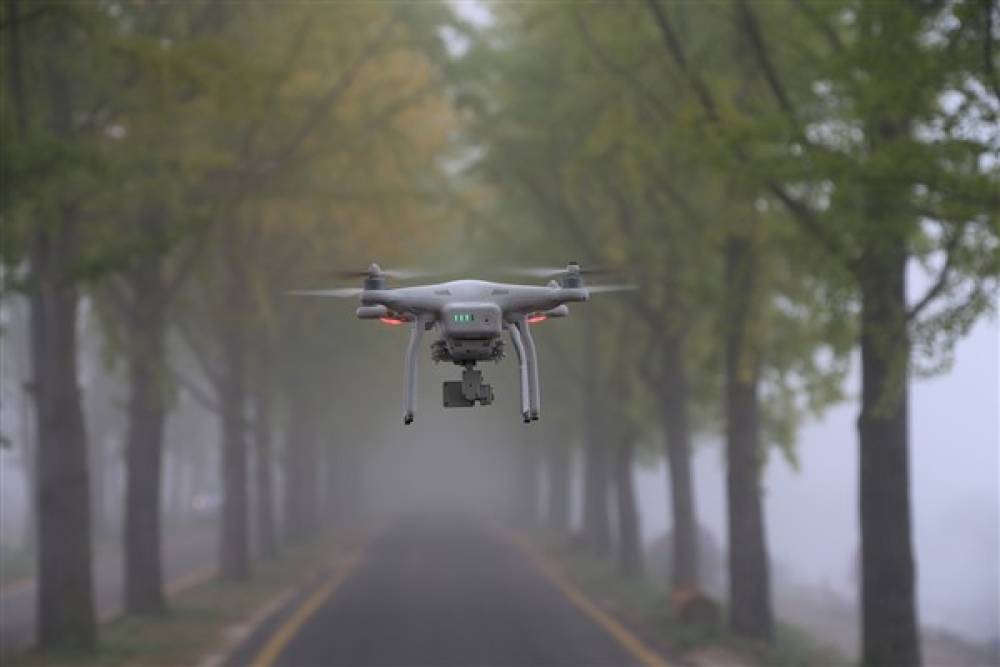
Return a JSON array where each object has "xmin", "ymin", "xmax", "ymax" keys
[
  {"xmin": 0, "ymin": 522, "xmax": 217, "ymax": 654},
  {"xmin": 241, "ymin": 517, "xmax": 659, "ymax": 667}
]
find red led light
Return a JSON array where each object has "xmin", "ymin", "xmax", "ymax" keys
[
  {"xmin": 527, "ymin": 314, "xmax": 547, "ymax": 324},
  {"xmin": 379, "ymin": 317, "xmax": 406, "ymax": 325}
]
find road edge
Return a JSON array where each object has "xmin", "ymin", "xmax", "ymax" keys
[{"xmin": 503, "ymin": 530, "xmax": 676, "ymax": 667}]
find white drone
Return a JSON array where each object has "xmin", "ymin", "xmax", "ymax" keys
[{"xmin": 290, "ymin": 262, "xmax": 632, "ymax": 424}]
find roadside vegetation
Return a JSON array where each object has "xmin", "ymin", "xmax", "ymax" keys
[
  {"xmin": 0, "ymin": 1, "xmax": 995, "ymax": 664},
  {"xmin": 4, "ymin": 537, "xmax": 342, "ymax": 667},
  {"xmin": 531, "ymin": 531, "xmax": 849, "ymax": 667}
]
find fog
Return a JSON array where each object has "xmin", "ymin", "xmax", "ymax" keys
[
  {"xmin": 2, "ymin": 2, "xmax": 997, "ymax": 664},
  {"xmin": 637, "ymin": 313, "xmax": 998, "ymax": 640}
]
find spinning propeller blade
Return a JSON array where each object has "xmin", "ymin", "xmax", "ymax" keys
[
  {"xmin": 331, "ymin": 266, "xmax": 433, "ymax": 280},
  {"xmin": 587, "ymin": 284, "xmax": 638, "ymax": 294},
  {"xmin": 286, "ymin": 288, "xmax": 364, "ymax": 298},
  {"xmin": 504, "ymin": 264, "xmax": 625, "ymax": 279}
]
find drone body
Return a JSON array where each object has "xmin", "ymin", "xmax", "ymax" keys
[{"xmin": 292, "ymin": 262, "xmax": 628, "ymax": 424}]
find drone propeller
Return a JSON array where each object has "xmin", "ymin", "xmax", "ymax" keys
[
  {"xmin": 331, "ymin": 265, "xmax": 431, "ymax": 281},
  {"xmin": 286, "ymin": 287, "xmax": 364, "ymax": 298},
  {"xmin": 504, "ymin": 263, "xmax": 626, "ymax": 279},
  {"xmin": 587, "ymin": 284, "xmax": 638, "ymax": 294}
]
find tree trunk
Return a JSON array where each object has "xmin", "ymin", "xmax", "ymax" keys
[
  {"xmin": 217, "ymin": 250, "xmax": 251, "ymax": 579},
  {"xmin": 615, "ymin": 435, "xmax": 642, "ymax": 577},
  {"xmin": 724, "ymin": 236, "xmax": 773, "ymax": 639},
  {"xmin": 582, "ymin": 321, "xmax": 611, "ymax": 552},
  {"xmin": 124, "ymin": 252, "xmax": 168, "ymax": 615},
  {"xmin": 253, "ymin": 377, "xmax": 278, "ymax": 560},
  {"xmin": 31, "ymin": 19, "xmax": 97, "ymax": 649},
  {"xmin": 284, "ymin": 393, "xmax": 318, "ymax": 544},
  {"xmin": 32, "ymin": 213, "xmax": 97, "ymax": 651},
  {"xmin": 858, "ymin": 243, "xmax": 919, "ymax": 666},
  {"xmin": 545, "ymin": 437, "xmax": 571, "ymax": 534},
  {"xmin": 659, "ymin": 334, "xmax": 698, "ymax": 590}
]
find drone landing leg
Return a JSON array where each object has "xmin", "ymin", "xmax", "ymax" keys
[
  {"xmin": 506, "ymin": 323, "xmax": 531, "ymax": 423},
  {"xmin": 403, "ymin": 318, "xmax": 425, "ymax": 425},
  {"xmin": 516, "ymin": 319, "xmax": 541, "ymax": 421}
]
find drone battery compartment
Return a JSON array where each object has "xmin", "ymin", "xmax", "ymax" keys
[{"xmin": 441, "ymin": 303, "xmax": 502, "ymax": 339}]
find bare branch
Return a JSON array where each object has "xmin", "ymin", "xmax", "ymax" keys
[
  {"xmin": 101, "ymin": 279, "xmax": 135, "ymax": 327},
  {"xmin": 907, "ymin": 224, "xmax": 965, "ymax": 321},
  {"xmin": 173, "ymin": 314, "xmax": 222, "ymax": 390},
  {"xmin": 174, "ymin": 369, "xmax": 220, "ymax": 414}
]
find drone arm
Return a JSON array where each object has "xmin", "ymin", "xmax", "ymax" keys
[
  {"xmin": 403, "ymin": 317, "xmax": 426, "ymax": 425},
  {"xmin": 506, "ymin": 322, "xmax": 531, "ymax": 423},
  {"xmin": 515, "ymin": 318, "xmax": 540, "ymax": 420}
]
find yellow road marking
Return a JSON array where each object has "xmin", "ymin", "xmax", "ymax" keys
[
  {"xmin": 507, "ymin": 533, "xmax": 670, "ymax": 667},
  {"xmin": 250, "ymin": 550, "xmax": 363, "ymax": 667}
]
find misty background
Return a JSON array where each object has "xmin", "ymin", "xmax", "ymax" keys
[{"xmin": 1, "ymin": 1, "xmax": 997, "ymax": 665}]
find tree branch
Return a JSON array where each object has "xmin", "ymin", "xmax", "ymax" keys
[
  {"xmin": 907, "ymin": 224, "xmax": 965, "ymax": 321},
  {"xmin": 792, "ymin": 0, "xmax": 844, "ymax": 54},
  {"xmin": 239, "ymin": 17, "xmax": 313, "ymax": 163},
  {"xmin": 175, "ymin": 369, "xmax": 220, "ymax": 414},
  {"xmin": 645, "ymin": 0, "xmax": 858, "ymax": 269},
  {"xmin": 173, "ymin": 313, "xmax": 222, "ymax": 390},
  {"xmin": 572, "ymin": 10, "xmax": 674, "ymax": 124},
  {"xmin": 982, "ymin": 0, "xmax": 1000, "ymax": 103},
  {"xmin": 736, "ymin": 0, "xmax": 798, "ymax": 123},
  {"xmin": 645, "ymin": 0, "xmax": 720, "ymax": 122},
  {"xmin": 260, "ymin": 18, "xmax": 397, "ymax": 173}
]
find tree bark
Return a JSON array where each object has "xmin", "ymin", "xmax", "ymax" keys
[
  {"xmin": 582, "ymin": 322, "xmax": 611, "ymax": 552},
  {"xmin": 32, "ymin": 216, "xmax": 97, "ymax": 650},
  {"xmin": 724, "ymin": 236, "xmax": 773, "ymax": 640},
  {"xmin": 283, "ymin": 392, "xmax": 318, "ymax": 544},
  {"xmin": 858, "ymin": 239, "xmax": 919, "ymax": 667},
  {"xmin": 253, "ymin": 376, "xmax": 278, "ymax": 560},
  {"xmin": 217, "ymin": 248, "xmax": 250, "ymax": 580},
  {"xmin": 659, "ymin": 334, "xmax": 698, "ymax": 590},
  {"xmin": 545, "ymin": 437, "xmax": 571, "ymax": 534},
  {"xmin": 124, "ymin": 251, "xmax": 168, "ymax": 614},
  {"xmin": 31, "ymin": 18, "xmax": 97, "ymax": 649},
  {"xmin": 615, "ymin": 435, "xmax": 642, "ymax": 577}
]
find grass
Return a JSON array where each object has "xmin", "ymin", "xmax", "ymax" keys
[
  {"xmin": 533, "ymin": 531, "xmax": 850, "ymax": 667},
  {"xmin": 5, "ymin": 538, "xmax": 343, "ymax": 667}
]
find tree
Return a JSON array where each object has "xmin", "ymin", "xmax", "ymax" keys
[
  {"xmin": 641, "ymin": 0, "xmax": 999, "ymax": 659},
  {"xmin": 0, "ymin": 2, "xmax": 123, "ymax": 649}
]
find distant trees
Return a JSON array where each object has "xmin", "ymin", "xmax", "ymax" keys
[
  {"xmin": 457, "ymin": 2, "xmax": 998, "ymax": 663},
  {"xmin": 1, "ymin": 0, "xmax": 460, "ymax": 649},
  {"xmin": 2, "ymin": 1, "xmax": 993, "ymax": 661}
]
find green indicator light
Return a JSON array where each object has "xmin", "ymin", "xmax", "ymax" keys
[{"xmin": 453, "ymin": 313, "xmax": 474, "ymax": 322}]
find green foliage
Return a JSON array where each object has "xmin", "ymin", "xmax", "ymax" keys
[{"xmin": 455, "ymin": 3, "xmax": 863, "ymax": 463}]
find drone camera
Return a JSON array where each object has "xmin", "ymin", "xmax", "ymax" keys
[{"xmin": 443, "ymin": 367, "xmax": 493, "ymax": 408}]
